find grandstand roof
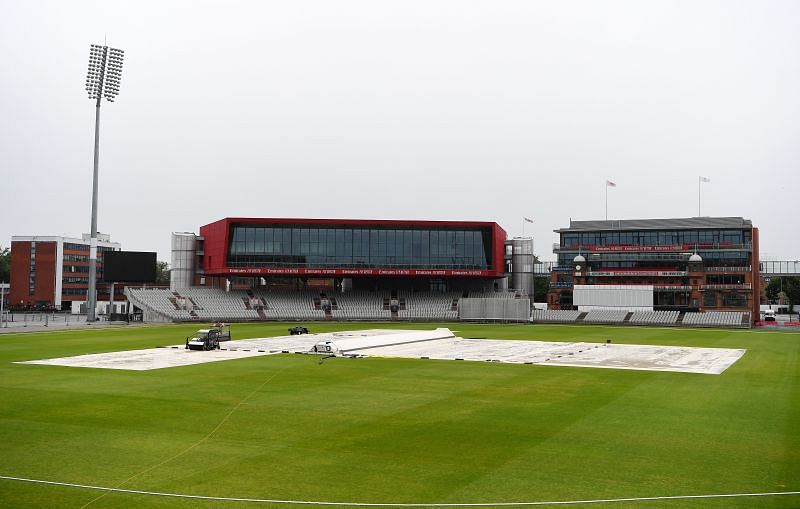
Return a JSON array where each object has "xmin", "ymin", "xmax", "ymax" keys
[
  {"xmin": 207, "ymin": 217, "xmax": 503, "ymax": 229},
  {"xmin": 555, "ymin": 217, "xmax": 753, "ymax": 233}
]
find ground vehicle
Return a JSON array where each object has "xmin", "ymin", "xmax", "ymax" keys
[
  {"xmin": 763, "ymin": 309, "xmax": 776, "ymax": 322},
  {"xmin": 289, "ymin": 326, "xmax": 309, "ymax": 335},
  {"xmin": 185, "ymin": 324, "xmax": 231, "ymax": 350}
]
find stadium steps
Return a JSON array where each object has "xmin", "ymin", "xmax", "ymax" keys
[
  {"xmin": 677, "ymin": 312, "xmax": 686, "ymax": 324},
  {"xmin": 256, "ymin": 308, "xmax": 266, "ymax": 319},
  {"xmin": 242, "ymin": 297, "xmax": 252, "ymax": 310},
  {"xmin": 576, "ymin": 312, "xmax": 588, "ymax": 322},
  {"xmin": 168, "ymin": 297, "xmax": 181, "ymax": 310},
  {"xmin": 623, "ymin": 312, "xmax": 633, "ymax": 322}
]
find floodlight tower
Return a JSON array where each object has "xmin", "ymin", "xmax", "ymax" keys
[{"xmin": 85, "ymin": 44, "xmax": 124, "ymax": 322}]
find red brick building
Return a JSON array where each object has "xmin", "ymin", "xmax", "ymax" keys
[
  {"xmin": 548, "ymin": 217, "xmax": 760, "ymax": 320},
  {"xmin": 9, "ymin": 234, "xmax": 121, "ymax": 311}
]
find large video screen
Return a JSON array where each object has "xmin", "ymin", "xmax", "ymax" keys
[{"xmin": 103, "ymin": 251, "xmax": 157, "ymax": 282}]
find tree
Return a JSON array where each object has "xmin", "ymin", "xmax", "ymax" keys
[
  {"xmin": 155, "ymin": 261, "xmax": 170, "ymax": 284},
  {"xmin": 533, "ymin": 276, "xmax": 550, "ymax": 303},
  {"xmin": 0, "ymin": 246, "xmax": 9, "ymax": 282},
  {"xmin": 765, "ymin": 277, "xmax": 782, "ymax": 303},
  {"xmin": 784, "ymin": 277, "xmax": 800, "ymax": 313}
]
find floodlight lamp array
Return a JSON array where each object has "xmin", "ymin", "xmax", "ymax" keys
[{"xmin": 85, "ymin": 45, "xmax": 124, "ymax": 102}]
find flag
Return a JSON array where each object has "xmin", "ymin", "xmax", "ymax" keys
[
  {"xmin": 700, "ymin": 176, "xmax": 711, "ymax": 183},
  {"xmin": 606, "ymin": 180, "xmax": 616, "ymax": 187},
  {"xmin": 523, "ymin": 217, "xmax": 534, "ymax": 223}
]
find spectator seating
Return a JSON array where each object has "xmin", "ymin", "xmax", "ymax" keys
[
  {"xmin": 581, "ymin": 309, "xmax": 630, "ymax": 324},
  {"xmin": 530, "ymin": 309, "xmax": 581, "ymax": 323},
  {"xmin": 682, "ymin": 311, "xmax": 750, "ymax": 328},
  {"xmin": 628, "ymin": 310, "xmax": 680, "ymax": 325}
]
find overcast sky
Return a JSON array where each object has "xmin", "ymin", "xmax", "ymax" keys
[{"xmin": 1, "ymin": 0, "xmax": 799, "ymax": 262}]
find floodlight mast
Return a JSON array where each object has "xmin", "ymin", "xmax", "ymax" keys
[{"xmin": 85, "ymin": 44, "xmax": 124, "ymax": 322}]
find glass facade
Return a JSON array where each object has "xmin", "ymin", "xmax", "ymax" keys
[
  {"xmin": 227, "ymin": 224, "xmax": 492, "ymax": 270},
  {"xmin": 557, "ymin": 228, "xmax": 752, "ymax": 269},
  {"xmin": 561, "ymin": 229, "xmax": 751, "ymax": 248},
  {"xmin": 557, "ymin": 250, "xmax": 751, "ymax": 268}
]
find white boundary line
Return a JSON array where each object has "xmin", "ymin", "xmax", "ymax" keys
[{"xmin": 1, "ymin": 475, "xmax": 798, "ymax": 506}]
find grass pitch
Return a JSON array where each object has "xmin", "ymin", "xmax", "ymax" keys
[{"xmin": 0, "ymin": 322, "xmax": 798, "ymax": 508}]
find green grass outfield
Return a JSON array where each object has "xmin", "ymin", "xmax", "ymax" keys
[{"xmin": 0, "ymin": 322, "xmax": 798, "ymax": 509}]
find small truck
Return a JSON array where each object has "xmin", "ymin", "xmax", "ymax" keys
[{"xmin": 185, "ymin": 324, "xmax": 231, "ymax": 351}]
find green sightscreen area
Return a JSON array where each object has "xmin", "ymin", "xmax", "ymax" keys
[{"xmin": 0, "ymin": 322, "xmax": 798, "ymax": 509}]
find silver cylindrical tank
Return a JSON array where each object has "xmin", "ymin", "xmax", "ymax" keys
[
  {"xmin": 511, "ymin": 237, "xmax": 534, "ymax": 297},
  {"xmin": 170, "ymin": 232, "xmax": 197, "ymax": 290}
]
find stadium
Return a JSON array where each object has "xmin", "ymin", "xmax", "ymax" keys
[
  {"xmin": 5, "ymin": 215, "xmax": 798, "ymax": 506},
  {"xmin": 2, "ymin": 4, "xmax": 800, "ymax": 506},
  {"xmin": 111, "ymin": 216, "xmax": 764, "ymax": 330}
]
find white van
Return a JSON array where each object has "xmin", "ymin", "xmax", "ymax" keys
[{"xmin": 763, "ymin": 309, "xmax": 776, "ymax": 322}]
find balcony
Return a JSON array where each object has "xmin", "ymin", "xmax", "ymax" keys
[
  {"xmin": 555, "ymin": 243, "xmax": 752, "ymax": 253},
  {"xmin": 549, "ymin": 282, "xmax": 574, "ymax": 289},
  {"xmin": 704, "ymin": 266, "xmax": 751, "ymax": 273},
  {"xmin": 653, "ymin": 285, "xmax": 692, "ymax": 291},
  {"xmin": 701, "ymin": 284, "xmax": 752, "ymax": 290}
]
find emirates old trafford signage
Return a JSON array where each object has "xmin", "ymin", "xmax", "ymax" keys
[
  {"xmin": 588, "ymin": 270, "xmax": 687, "ymax": 277},
  {"xmin": 214, "ymin": 267, "xmax": 494, "ymax": 277}
]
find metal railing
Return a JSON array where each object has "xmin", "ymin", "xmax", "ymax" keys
[
  {"xmin": 701, "ymin": 284, "xmax": 752, "ymax": 290},
  {"xmin": 760, "ymin": 261, "xmax": 800, "ymax": 275}
]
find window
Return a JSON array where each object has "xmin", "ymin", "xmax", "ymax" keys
[
  {"xmin": 723, "ymin": 293, "xmax": 747, "ymax": 307},
  {"xmin": 226, "ymin": 224, "xmax": 491, "ymax": 269},
  {"xmin": 703, "ymin": 291, "xmax": 718, "ymax": 307}
]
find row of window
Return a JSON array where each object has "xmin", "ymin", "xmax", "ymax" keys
[
  {"xmin": 561, "ymin": 229, "xmax": 751, "ymax": 248},
  {"xmin": 29, "ymin": 242, "xmax": 36, "ymax": 295},
  {"xmin": 557, "ymin": 251, "xmax": 751, "ymax": 268},
  {"xmin": 704, "ymin": 292, "xmax": 748, "ymax": 307},
  {"xmin": 228, "ymin": 226, "xmax": 491, "ymax": 269},
  {"xmin": 706, "ymin": 275, "xmax": 745, "ymax": 285},
  {"xmin": 64, "ymin": 254, "xmax": 89, "ymax": 262}
]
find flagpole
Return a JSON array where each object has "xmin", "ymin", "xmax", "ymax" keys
[
  {"xmin": 698, "ymin": 177, "xmax": 701, "ymax": 216},
  {"xmin": 605, "ymin": 183, "xmax": 608, "ymax": 221}
]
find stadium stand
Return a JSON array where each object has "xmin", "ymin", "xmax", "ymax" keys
[
  {"xmin": 127, "ymin": 287, "xmax": 750, "ymax": 329},
  {"xmin": 402, "ymin": 291, "xmax": 461, "ymax": 321},
  {"xmin": 530, "ymin": 309, "xmax": 581, "ymax": 323},
  {"xmin": 682, "ymin": 311, "xmax": 751, "ymax": 328},
  {"xmin": 254, "ymin": 290, "xmax": 326, "ymax": 320},
  {"xmin": 331, "ymin": 291, "xmax": 391, "ymax": 321},
  {"xmin": 581, "ymin": 309, "xmax": 631, "ymax": 324},
  {"xmin": 628, "ymin": 310, "xmax": 680, "ymax": 325},
  {"xmin": 127, "ymin": 287, "xmax": 467, "ymax": 322},
  {"xmin": 126, "ymin": 288, "xmax": 194, "ymax": 321},
  {"xmin": 178, "ymin": 288, "xmax": 259, "ymax": 321}
]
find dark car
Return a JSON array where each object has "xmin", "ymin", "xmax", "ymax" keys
[{"xmin": 289, "ymin": 326, "xmax": 309, "ymax": 335}]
